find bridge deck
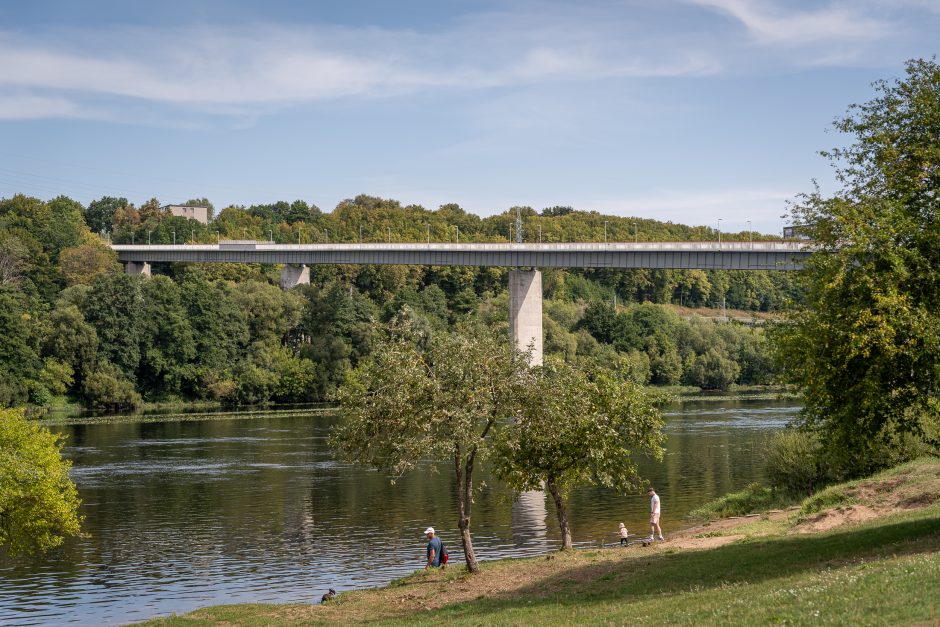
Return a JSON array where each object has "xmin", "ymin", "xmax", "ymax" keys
[{"xmin": 112, "ymin": 241, "xmax": 811, "ymax": 271}]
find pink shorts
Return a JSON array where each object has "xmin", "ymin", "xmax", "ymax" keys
[{"xmin": 650, "ymin": 513, "xmax": 660, "ymax": 525}]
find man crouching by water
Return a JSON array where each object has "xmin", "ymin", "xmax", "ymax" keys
[{"xmin": 424, "ymin": 527, "xmax": 442, "ymax": 569}]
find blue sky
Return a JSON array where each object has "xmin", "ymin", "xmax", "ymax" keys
[{"xmin": 0, "ymin": 1, "xmax": 938, "ymax": 234}]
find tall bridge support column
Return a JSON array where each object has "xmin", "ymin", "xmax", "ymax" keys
[
  {"xmin": 125, "ymin": 261, "xmax": 151, "ymax": 276},
  {"xmin": 509, "ymin": 269, "xmax": 543, "ymax": 366},
  {"xmin": 509, "ymin": 269, "xmax": 547, "ymax": 547},
  {"xmin": 280, "ymin": 264, "xmax": 310, "ymax": 289}
]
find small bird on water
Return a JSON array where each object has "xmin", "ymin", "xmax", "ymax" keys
[{"xmin": 321, "ymin": 588, "xmax": 336, "ymax": 603}]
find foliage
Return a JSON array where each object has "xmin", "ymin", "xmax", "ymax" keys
[
  {"xmin": 0, "ymin": 189, "xmax": 790, "ymax": 410},
  {"xmin": 493, "ymin": 360, "xmax": 664, "ymax": 548},
  {"xmin": 776, "ymin": 58, "xmax": 940, "ymax": 477},
  {"xmin": 85, "ymin": 196, "xmax": 128, "ymax": 234},
  {"xmin": 763, "ymin": 430, "xmax": 832, "ymax": 497},
  {"xmin": 0, "ymin": 408, "xmax": 82, "ymax": 556},
  {"xmin": 57, "ymin": 233, "xmax": 120, "ymax": 286},
  {"xmin": 333, "ymin": 322, "xmax": 530, "ymax": 573},
  {"xmin": 82, "ymin": 362, "xmax": 143, "ymax": 409}
]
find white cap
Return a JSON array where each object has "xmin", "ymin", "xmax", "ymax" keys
[{"xmin": 424, "ymin": 527, "xmax": 435, "ymax": 535}]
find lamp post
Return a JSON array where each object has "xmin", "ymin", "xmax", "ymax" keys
[
  {"xmin": 509, "ymin": 225, "xmax": 513, "ymax": 243},
  {"xmin": 172, "ymin": 231, "xmax": 176, "ymax": 245},
  {"xmin": 454, "ymin": 225, "xmax": 460, "ymax": 243},
  {"xmin": 717, "ymin": 219, "xmax": 722, "ymax": 247},
  {"xmin": 387, "ymin": 226, "xmax": 391, "ymax": 243},
  {"xmin": 538, "ymin": 224, "xmax": 542, "ymax": 243},
  {"xmin": 268, "ymin": 229, "xmax": 273, "ymax": 243},
  {"xmin": 191, "ymin": 229, "xmax": 195, "ymax": 244}
]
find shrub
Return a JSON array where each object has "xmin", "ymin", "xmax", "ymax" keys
[
  {"xmin": 82, "ymin": 363, "xmax": 143, "ymax": 409},
  {"xmin": 764, "ymin": 430, "xmax": 831, "ymax": 496}
]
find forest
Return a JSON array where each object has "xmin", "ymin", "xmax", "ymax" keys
[{"xmin": 0, "ymin": 193, "xmax": 798, "ymax": 409}]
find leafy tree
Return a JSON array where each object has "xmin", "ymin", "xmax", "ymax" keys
[
  {"xmin": 82, "ymin": 362, "xmax": 142, "ymax": 409},
  {"xmin": 0, "ymin": 287, "xmax": 40, "ymax": 407},
  {"xmin": 138, "ymin": 198, "xmax": 163, "ymax": 222},
  {"xmin": 82, "ymin": 275, "xmax": 143, "ymax": 378},
  {"xmin": 138, "ymin": 276, "xmax": 197, "ymax": 397},
  {"xmin": 86, "ymin": 196, "xmax": 129, "ymax": 234},
  {"xmin": 493, "ymin": 361, "xmax": 664, "ymax": 549},
  {"xmin": 776, "ymin": 58, "xmax": 940, "ymax": 476},
  {"xmin": 333, "ymin": 323, "xmax": 530, "ymax": 573},
  {"xmin": 0, "ymin": 408, "xmax": 82, "ymax": 555},
  {"xmin": 57, "ymin": 233, "xmax": 120, "ymax": 286},
  {"xmin": 0, "ymin": 231, "xmax": 29, "ymax": 287},
  {"xmin": 40, "ymin": 304, "xmax": 99, "ymax": 380}
]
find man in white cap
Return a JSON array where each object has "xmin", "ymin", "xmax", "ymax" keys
[{"xmin": 424, "ymin": 526, "xmax": 443, "ymax": 569}]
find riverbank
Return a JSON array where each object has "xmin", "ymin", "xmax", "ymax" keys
[
  {"xmin": 139, "ymin": 457, "xmax": 940, "ymax": 626},
  {"xmin": 34, "ymin": 386, "xmax": 795, "ymax": 425}
]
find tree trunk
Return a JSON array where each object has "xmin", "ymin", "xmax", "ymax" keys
[
  {"xmin": 455, "ymin": 448, "xmax": 480, "ymax": 573},
  {"xmin": 547, "ymin": 477, "xmax": 572, "ymax": 550}
]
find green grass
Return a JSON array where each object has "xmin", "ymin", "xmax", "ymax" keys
[
  {"xmin": 392, "ymin": 509, "xmax": 940, "ymax": 626},
  {"xmin": 689, "ymin": 482, "xmax": 798, "ymax": 519}
]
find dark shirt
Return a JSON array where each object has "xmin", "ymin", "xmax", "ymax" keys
[{"xmin": 426, "ymin": 537, "xmax": 442, "ymax": 566}]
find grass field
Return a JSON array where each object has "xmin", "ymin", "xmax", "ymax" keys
[{"xmin": 139, "ymin": 458, "xmax": 940, "ymax": 626}]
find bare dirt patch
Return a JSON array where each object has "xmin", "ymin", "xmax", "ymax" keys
[
  {"xmin": 898, "ymin": 492, "xmax": 940, "ymax": 509},
  {"xmin": 670, "ymin": 534, "xmax": 744, "ymax": 550},
  {"xmin": 794, "ymin": 505, "xmax": 880, "ymax": 534}
]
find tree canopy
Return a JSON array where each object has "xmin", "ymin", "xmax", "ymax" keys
[
  {"xmin": 332, "ymin": 322, "xmax": 531, "ymax": 573},
  {"xmin": 494, "ymin": 361, "xmax": 664, "ymax": 549},
  {"xmin": 0, "ymin": 408, "xmax": 82, "ymax": 556},
  {"xmin": 776, "ymin": 58, "xmax": 940, "ymax": 476}
]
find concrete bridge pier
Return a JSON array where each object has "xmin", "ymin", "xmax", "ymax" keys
[
  {"xmin": 125, "ymin": 261, "xmax": 151, "ymax": 276},
  {"xmin": 280, "ymin": 264, "xmax": 310, "ymax": 289},
  {"xmin": 509, "ymin": 269, "xmax": 548, "ymax": 548},
  {"xmin": 509, "ymin": 269, "xmax": 543, "ymax": 366}
]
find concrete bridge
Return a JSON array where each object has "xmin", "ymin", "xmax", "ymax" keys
[{"xmin": 113, "ymin": 240, "xmax": 810, "ymax": 366}]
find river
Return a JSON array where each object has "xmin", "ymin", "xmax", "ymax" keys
[{"xmin": 0, "ymin": 397, "xmax": 798, "ymax": 625}]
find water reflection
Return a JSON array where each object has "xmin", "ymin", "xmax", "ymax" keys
[{"xmin": 0, "ymin": 398, "xmax": 797, "ymax": 625}]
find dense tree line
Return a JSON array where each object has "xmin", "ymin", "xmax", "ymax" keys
[{"xmin": 1, "ymin": 191, "xmax": 787, "ymax": 409}]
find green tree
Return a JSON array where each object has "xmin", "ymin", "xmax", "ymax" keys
[
  {"xmin": 82, "ymin": 274, "xmax": 143, "ymax": 378},
  {"xmin": 333, "ymin": 323, "xmax": 529, "ymax": 573},
  {"xmin": 776, "ymin": 59, "xmax": 940, "ymax": 476},
  {"xmin": 0, "ymin": 408, "xmax": 82, "ymax": 555},
  {"xmin": 493, "ymin": 361, "xmax": 664, "ymax": 549},
  {"xmin": 0, "ymin": 287, "xmax": 40, "ymax": 407},
  {"xmin": 138, "ymin": 276, "xmax": 197, "ymax": 397},
  {"xmin": 85, "ymin": 196, "xmax": 129, "ymax": 234}
]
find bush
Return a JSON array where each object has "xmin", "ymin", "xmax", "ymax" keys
[
  {"xmin": 82, "ymin": 363, "xmax": 143, "ymax": 409},
  {"xmin": 764, "ymin": 430, "xmax": 831, "ymax": 496}
]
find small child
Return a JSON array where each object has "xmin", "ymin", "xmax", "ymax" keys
[{"xmin": 619, "ymin": 522, "xmax": 629, "ymax": 546}]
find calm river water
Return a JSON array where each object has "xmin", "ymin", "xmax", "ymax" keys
[{"xmin": 0, "ymin": 398, "xmax": 798, "ymax": 625}]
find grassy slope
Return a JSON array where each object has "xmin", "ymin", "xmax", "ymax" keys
[{"xmin": 139, "ymin": 458, "xmax": 940, "ymax": 626}]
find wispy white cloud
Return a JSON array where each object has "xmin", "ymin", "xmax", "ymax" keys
[
  {"xmin": 687, "ymin": 0, "xmax": 894, "ymax": 44},
  {"xmin": 0, "ymin": 92, "xmax": 81, "ymax": 119},
  {"xmin": 0, "ymin": 0, "xmax": 927, "ymax": 122},
  {"xmin": 0, "ymin": 7, "xmax": 719, "ymax": 121}
]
